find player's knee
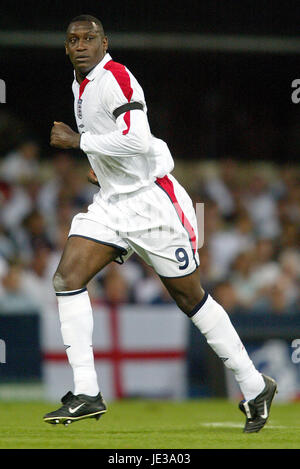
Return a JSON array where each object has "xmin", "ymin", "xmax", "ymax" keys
[
  {"xmin": 52, "ymin": 271, "xmax": 67, "ymax": 292},
  {"xmin": 52, "ymin": 270, "xmax": 83, "ymax": 292}
]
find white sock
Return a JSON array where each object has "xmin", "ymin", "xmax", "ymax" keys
[
  {"xmin": 56, "ymin": 288, "xmax": 99, "ymax": 396},
  {"xmin": 191, "ymin": 293, "xmax": 265, "ymax": 401}
]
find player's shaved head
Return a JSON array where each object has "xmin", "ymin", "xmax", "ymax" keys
[{"xmin": 67, "ymin": 15, "xmax": 105, "ymax": 36}]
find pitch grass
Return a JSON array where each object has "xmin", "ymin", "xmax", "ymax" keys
[{"xmin": 0, "ymin": 399, "xmax": 299, "ymax": 449}]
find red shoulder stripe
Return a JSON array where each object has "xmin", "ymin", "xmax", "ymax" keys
[
  {"xmin": 104, "ymin": 60, "xmax": 133, "ymax": 135},
  {"xmin": 104, "ymin": 60, "xmax": 133, "ymax": 102}
]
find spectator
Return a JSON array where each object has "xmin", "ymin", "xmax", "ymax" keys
[
  {"xmin": 250, "ymin": 238, "xmax": 281, "ymax": 292},
  {"xmin": 252, "ymin": 275, "xmax": 298, "ymax": 315},
  {"xmin": 230, "ymin": 250, "xmax": 257, "ymax": 308},
  {"xmin": 212, "ymin": 281, "xmax": 242, "ymax": 315},
  {"xmin": 0, "ymin": 139, "xmax": 40, "ymax": 183},
  {"xmin": 203, "ymin": 158, "xmax": 238, "ymax": 218},
  {"xmin": 279, "ymin": 221, "xmax": 300, "ymax": 250},
  {"xmin": 20, "ymin": 246, "xmax": 56, "ymax": 313},
  {"xmin": 37, "ymin": 152, "xmax": 75, "ymax": 219},
  {"xmin": 0, "ymin": 262, "xmax": 38, "ymax": 313},
  {"xmin": 208, "ymin": 209, "xmax": 254, "ymax": 277},
  {"xmin": 244, "ymin": 173, "xmax": 280, "ymax": 239},
  {"xmin": 0, "ymin": 180, "xmax": 33, "ymax": 232},
  {"xmin": 133, "ymin": 264, "xmax": 173, "ymax": 304},
  {"xmin": 0, "ymin": 222, "xmax": 17, "ymax": 260}
]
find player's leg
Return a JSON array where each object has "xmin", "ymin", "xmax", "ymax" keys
[
  {"xmin": 151, "ymin": 174, "xmax": 265, "ymax": 401},
  {"xmin": 160, "ymin": 268, "xmax": 265, "ymax": 400},
  {"xmin": 53, "ymin": 235, "xmax": 120, "ymax": 394},
  {"xmin": 125, "ymin": 175, "xmax": 276, "ymax": 432},
  {"xmin": 160, "ymin": 270, "xmax": 277, "ymax": 433},
  {"xmin": 158, "ymin": 267, "xmax": 205, "ymax": 313},
  {"xmin": 44, "ymin": 236, "xmax": 122, "ymax": 425},
  {"xmin": 53, "ymin": 235, "xmax": 118, "ymax": 292}
]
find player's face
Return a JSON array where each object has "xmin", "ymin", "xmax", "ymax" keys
[{"xmin": 65, "ymin": 21, "xmax": 108, "ymax": 75}]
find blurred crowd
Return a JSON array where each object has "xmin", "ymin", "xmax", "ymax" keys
[{"xmin": 0, "ymin": 139, "xmax": 299, "ymax": 316}]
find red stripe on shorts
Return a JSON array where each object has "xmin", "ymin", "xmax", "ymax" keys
[
  {"xmin": 104, "ymin": 60, "xmax": 133, "ymax": 135},
  {"xmin": 156, "ymin": 175, "xmax": 197, "ymax": 254}
]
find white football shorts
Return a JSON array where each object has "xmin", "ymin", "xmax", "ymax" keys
[{"xmin": 69, "ymin": 174, "xmax": 200, "ymax": 278}]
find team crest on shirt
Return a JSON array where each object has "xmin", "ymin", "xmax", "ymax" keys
[{"xmin": 77, "ymin": 98, "xmax": 83, "ymax": 119}]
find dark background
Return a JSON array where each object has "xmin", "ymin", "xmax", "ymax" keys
[
  {"xmin": 1, "ymin": 0, "xmax": 300, "ymax": 162},
  {"xmin": 2, "ymin": 0, "xmax": 300, "ymax": 35}
]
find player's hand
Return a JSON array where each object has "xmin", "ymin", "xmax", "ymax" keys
[
  {"xmin": 50, "ymin": 121, "xmax": 81, "ymax": 149},
  {"xmin": 87, "ymin": 168, "xmax": 100, "ymax": 187}
]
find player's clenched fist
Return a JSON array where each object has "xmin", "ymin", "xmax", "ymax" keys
[{"xmin": 50, "ymin": 121, "xmax": 81, "ymax": 149}]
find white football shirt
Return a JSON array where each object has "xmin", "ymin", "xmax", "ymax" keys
[{"xmin": 73, "ymin": 52, "xmax": 174, "ymax": 200}]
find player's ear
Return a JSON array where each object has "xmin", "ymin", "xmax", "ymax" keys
[
  {"xmin": 102, "ymin": 36, "xmax": 108, "ymax": 53},
  {"xmin": 65, "ymin": 41, "xmax": 69, "ymax": 56}
]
